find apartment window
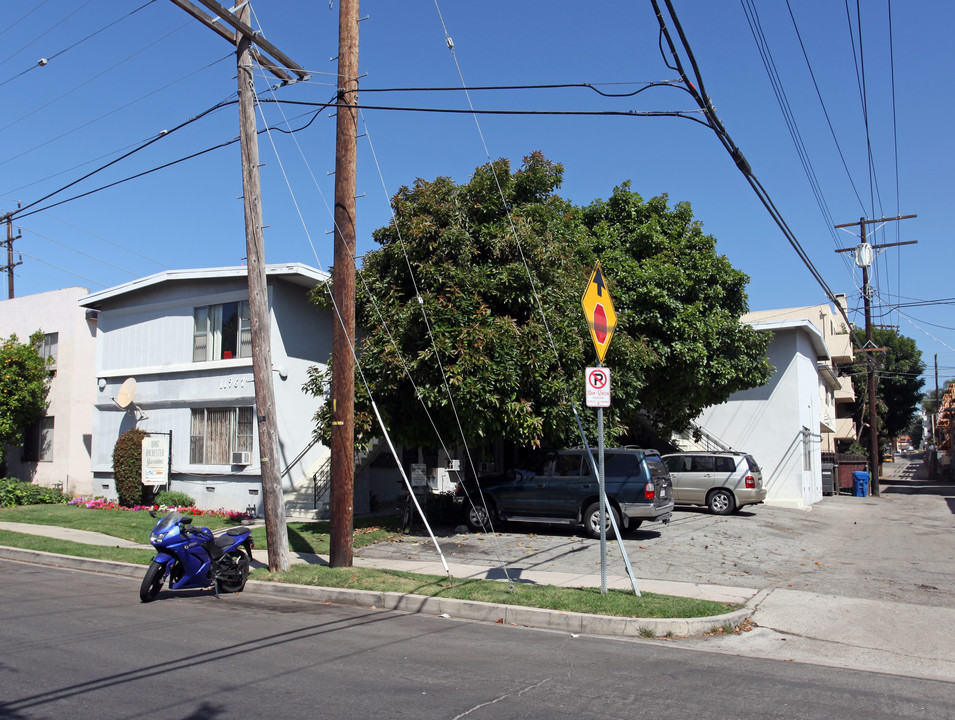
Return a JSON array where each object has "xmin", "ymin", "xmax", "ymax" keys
[
  {"xmin": 190, "ymin": 407, "xmax": 254, "ymax": 465},
  {"xmin": 193, "ymin": 302, "xmax": 251, "ymax": 362},
  {"xmin": 37, "ymin": 332, "xmax": 58, "ymax": 371},
  {"xmin": 21, "ymin": 417, "xmax": 54, "ymax": 462}
]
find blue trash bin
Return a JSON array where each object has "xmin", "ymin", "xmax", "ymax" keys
[{"xmin": 852, "ymin": 471, "xmax": 870, "ymax": 497}]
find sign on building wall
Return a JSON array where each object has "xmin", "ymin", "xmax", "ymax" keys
[{"xmin": 142, "ymin": 434, "xmax": 170, "ymax": 486}]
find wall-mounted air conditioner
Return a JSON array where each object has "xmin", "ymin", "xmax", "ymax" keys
[{"xmin": 232, "ymin": 451, "xmax": 251, "ymax": 466}]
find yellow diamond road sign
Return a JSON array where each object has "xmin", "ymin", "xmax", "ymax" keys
[{"xmin": 581, "ymin": 261, "xmax": 617, "ymax": 364}]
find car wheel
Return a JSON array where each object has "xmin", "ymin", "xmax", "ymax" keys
[
  {"xmin": 707, "ymin": 488, "xmax": 736, "ymax": 515},
  {"xmin": 466, "ymin": 501, "xmax": 494, "ymax": 532},
  {"xmin": 628, "ymin": 519, "xmax": 643, "ymax": 532},
  {"xmin": 584, "ymin": 502, "xmax": 620, "ymax": 539}
]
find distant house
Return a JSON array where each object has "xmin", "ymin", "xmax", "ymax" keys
[
  {"xmin": 79, "ymin": 264, "xmax": 332, "ymax": 513},
  {"xmin": 0, "ymin": 287, "xmax": 96, "ymax": 496},
  {"xmin": 690, "ymin": 296, "xmax": 856, "ymax": 509}
]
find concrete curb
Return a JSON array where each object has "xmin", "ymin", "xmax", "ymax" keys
[{"xmin": 0, "ymin": 545, "xmax": 753, "ymax": 638}]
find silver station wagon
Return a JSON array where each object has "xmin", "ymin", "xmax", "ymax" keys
[{"xmin": 661, "ymin": 451, "xmax": 766, "ymax": 515}]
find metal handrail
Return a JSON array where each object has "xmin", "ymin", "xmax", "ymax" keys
[{"xmin": 312, "ymin": 457, "xmax": 331, "ymax": 509}]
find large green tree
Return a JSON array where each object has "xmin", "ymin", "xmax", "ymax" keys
[
  {"xmin": 846, "ymin": 328, "xmax": 925, "ymax": 449},
  {"xmin": 0, "ymin": 331, "xmax": 52, "ymax": 463},
  {"xmin": 307, "ymin": 152, "xmax": 771, "ymax": 452}
]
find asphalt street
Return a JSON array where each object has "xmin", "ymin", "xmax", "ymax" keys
[
  {"xmin": 1, "ymin": 456, "xmax": 952, "ymax": 684},
  {"xmin": 2, "ymin": 560, "xmax": 953, "ymax": 720}
]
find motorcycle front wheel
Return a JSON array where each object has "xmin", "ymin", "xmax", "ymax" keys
[
  {"xmin": 216, "ymin": 550, "xmax": 250, "ymax": 594},
  {"xmin": 140, "ymin": 560, "xmax": 167, "ymax": 603}
]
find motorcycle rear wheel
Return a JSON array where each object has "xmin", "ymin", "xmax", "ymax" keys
[
  {"xmin": 140, "ymin": 560, "xmax": 167, "ymax": 603},
  {"xmin": 216, "ymin": 550, "xmax": 250, "ymax": 594}
]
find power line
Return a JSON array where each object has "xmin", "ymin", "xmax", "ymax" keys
[
  {"xmin": 0, "ymin": 0, "xmax": 158, "ymax": 90},
  {"xmin": 0, "ymin": 52, "xmax": 233, "ymax": 172},
  {"xmin": 0, "ymin": 0, "xmax": 94, "ymax": 71},
  {"xmin": 19, "ymin": 225, "xmax": 141, "ymax": 279},
  {"xmin": 6, "ymin": 98, "xmax": 236, "ymax": 221},
  {"xmin": 0, "ymin": 20, "xmax": 191, "ymax": 137},
  {"xmin": 783, "ymin": 0, "xmax": 867, "ymax": 214},
  {"xmin": 651, "ymin": 0, "xmax": 849, "ymax": 330}
]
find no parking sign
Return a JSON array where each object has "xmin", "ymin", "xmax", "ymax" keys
[{"xmin": 585, "ymin": 367, "xmax": 610, "ymax": 407}]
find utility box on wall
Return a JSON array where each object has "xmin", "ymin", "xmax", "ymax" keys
[{"xmin": 429, "ymin": 461, "xmax": 459, "ymax": 494}]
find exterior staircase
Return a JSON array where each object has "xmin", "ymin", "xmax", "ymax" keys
[
  {"xmin": 282, "ymin": 437, "xmax": 385, "ymax": 521},
  {"xmin": 670, "ymin": 423, "xmax": 735, "ymax": 453}
]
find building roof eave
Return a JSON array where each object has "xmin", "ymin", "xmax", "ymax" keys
[{"xmin": 78, "ymin": 263, "xmax": 329, "ymax": 309}]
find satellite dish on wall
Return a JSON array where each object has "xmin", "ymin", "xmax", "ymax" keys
[{"xmin": 116, "ymin": 378, "xmax": 137, "ymax": 409}]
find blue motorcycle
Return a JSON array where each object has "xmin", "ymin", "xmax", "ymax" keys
[{"xmin": 140, "ymin": 510, "xmax": 254, "ymax": 603}]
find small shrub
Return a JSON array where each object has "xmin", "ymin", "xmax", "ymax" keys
[
  {"xmin": 0, "ymin": 478, "xmax": 70, "ymax": 507},
  {"xmin": 637, "ymin": 626, "xmax": 656, "ymax": 638},
  {"xmin": 154, "ymin": 490, "xmax": 196, "ymax": 508},
  {"xmin": 112, "ymin": 428, "xmax": 148, "ymax": 507}
]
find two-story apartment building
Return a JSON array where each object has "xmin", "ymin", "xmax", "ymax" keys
[
  {"xmin": 691, "ymin": 296, "xmax": 856, "ymax": 508},
  {"xmin": 79, "ymin": 264, "xmax": 332, "ymax": 513},
  {"xmin": 0, "ymin": 286, "xmax": 97, "ymax": 496},
  {"xmin": 743, "ymin": 295, "xmax": 857, "ymax": 454}
]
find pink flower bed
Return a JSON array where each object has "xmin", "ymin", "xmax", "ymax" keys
[{"xmin": 68, "ymin": 497, "xmax": 250, "ymax": 522}]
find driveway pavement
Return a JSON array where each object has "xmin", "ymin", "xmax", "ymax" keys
[
  {"xmin": 359, "ymin": 458, "xmax": 955, "ymax": 609},
  {"xmin": 354, "ymin": 456, "xmax": 955, "ymax": 681}
]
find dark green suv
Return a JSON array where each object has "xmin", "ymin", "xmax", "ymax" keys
[{"xmin": 459, "ymin": 448, "xmax": 674, "ymax": 538}]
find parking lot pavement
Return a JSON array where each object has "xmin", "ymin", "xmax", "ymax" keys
[{"xmin": 357, "ymin": 459, "xmax": 955, "ymax": 608}]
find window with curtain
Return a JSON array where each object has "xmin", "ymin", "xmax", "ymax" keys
[
  {"xmin": 190, "ymin": 407, "xmax": 254, "ymax": 464},
  {"xmin": 193, "ymin": 302, "xmax": 252, "ymax": 362}
]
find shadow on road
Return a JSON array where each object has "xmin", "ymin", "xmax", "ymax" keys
[{"xmin": 881, "ymin": 460, "xmax": 954, "ymax": 514}]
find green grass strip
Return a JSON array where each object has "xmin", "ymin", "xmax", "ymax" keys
[
  {"xmin": 1, "ymin": 523, "xmax": 735, "ymax": 619},
  {"xmin": 257, "ymin": 564, "xmax": 734, "ymax": 618}
]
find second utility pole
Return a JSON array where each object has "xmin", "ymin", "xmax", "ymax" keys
[
  {"xmin": 329, "ymin": 0, "xmax": 360, "ymax": 568},
  {"xmin": 835, "ymin": 213, "xmax": 916, "ymax": 497}
]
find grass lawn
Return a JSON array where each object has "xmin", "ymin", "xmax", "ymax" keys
[
  {"xmin": 0, "ymin": 504, "xmax": 400, "ymax": 552},
  {"xmin": 0, "ymin": 505, "xmax": 737, "ymax": 620}
]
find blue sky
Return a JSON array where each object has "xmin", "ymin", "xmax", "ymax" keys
[{"xmin": 2, "ymin": 1, "xmax": 952, "ymax": 385}]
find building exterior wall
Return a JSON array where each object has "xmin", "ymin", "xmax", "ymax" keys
[
  {"xmin": 745, "ymin": 299, "xmax": 855, "ymax": 454},
  {"xmin": 0, "ymin": 287, "xmax": 96, "ymax": 496},
  {"xmin": 82, "ymin": 266, "xmax": 331, "ymax": 513},
  {"xmin": 744, "ymin": 295, "xmax": 852, "ymax": 363},
  {"xmin": 697, "ymin": 327, "xmax": 824, "ymax": 509}
]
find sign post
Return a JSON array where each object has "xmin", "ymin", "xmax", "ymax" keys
[{"xmin": 581, "ymin": 261, "xmax": 618, "ymax": 593}]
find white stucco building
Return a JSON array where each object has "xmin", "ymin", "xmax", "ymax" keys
[
  {"xmin": 79, "ymin": 264, "xmax": 333, "ymax": 513},
  {"xmin": 0, "ymin": 287, "xmax": 97, "ymax": 496},
  {"xmin": 693, "ymin": 297, "xmax": 856, "ymax": 509}
]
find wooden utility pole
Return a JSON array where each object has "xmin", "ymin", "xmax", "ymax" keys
[
  {"xmin": 329, "ymin": 0, "xmax": 360, "ymax": 568},
  {"xmin": 235, "ymin": 1, "xmax": 288, "ymax": 571},
  {"xmin": 169, "ymin": 0, "xmax": 309, "ymax": 571},
  {"xmin": 835, "ymin": 214, "xmax": 917, "ymax": 497},
  {"xmin": 932, "ymin": 354, "xmax": 939, "ymax": 480},
  {"xmin": 2, "ymin": 212, "xmax": 22, "ymax": 299}
]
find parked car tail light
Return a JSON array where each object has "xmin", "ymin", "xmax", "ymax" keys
[
  {"xmin": 745, "ymin": 475, "xmax": 756, "ymax": 489},
  {"xmin": 644, "ymin": 482, "xmax": 655, "ymax": 500}
]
